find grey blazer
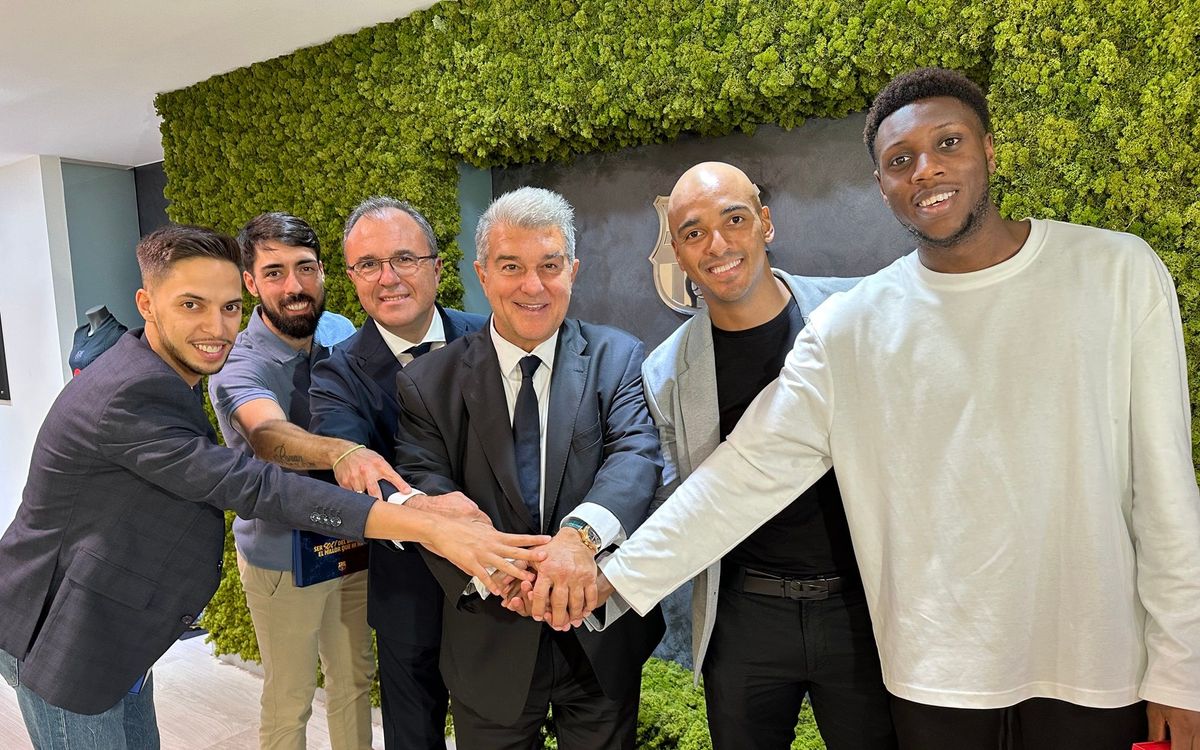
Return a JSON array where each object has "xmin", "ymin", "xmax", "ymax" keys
[
  {"xmin": 641, "ymin": 269, "xmax": 858, "ymax": 680},
  {"xmin": 0, "ymin": 330, "xmax": 376, "ymax": 714}
]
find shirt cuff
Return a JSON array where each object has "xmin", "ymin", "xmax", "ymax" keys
[
  {"xmin": 584, "ymin": 551, "xmax": 631, "ymax": 631},
  {"xmin": 468, "ymin": 570, "xmax": 497, "ymax": 599},
  {"xmin": 386, "ymin": 487, "xmax": 426, "ymax": 549},
  {"xmin": 562, "ymin": 503, "xmax": 625, "ymax": 550}
]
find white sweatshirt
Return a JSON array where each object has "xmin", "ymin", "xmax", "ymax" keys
[{"xmin": 604, "ymin": 218, "xmax": 1200, "ymax": 711}]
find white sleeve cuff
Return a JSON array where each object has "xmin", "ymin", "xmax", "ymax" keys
[
  {"xmin": 562, "ymin": 503, "xmax": 625, "ymax": 549},
  {"xmin": 386, "ymin": 488, "xmax": 426, "ymax": 549},
  {"xmin": 584, "ymin": 551, "xmax": 632, "ymax": 630},
  {"xmin": 468, "ymin": 574, "xmax": 493, "ymax": 599}
]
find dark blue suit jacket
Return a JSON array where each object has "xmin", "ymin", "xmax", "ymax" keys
[
  {"xmin": 309, "ymin": 306, "xmax": 485, "ymax": 644},
  {"xmin": 0, "ymin": 331, "xmax": 375, "ymax": 714}
]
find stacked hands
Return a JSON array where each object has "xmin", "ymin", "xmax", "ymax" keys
[
  {"xmin": 393, "ymin": 487, "xmax": 613, "ymax": 630},
  {"xmin": 334, "ymin": 451, "xmax": 609, "ymax": 630},
  {"xmin": 487, "ymin": 529, "xmax": 616, "ymax": 631}
]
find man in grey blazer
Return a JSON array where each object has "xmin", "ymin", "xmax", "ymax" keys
[
  {"xmin": 640, "ymin": 162, "xmax": 894, "ymax": 748},
  {"xmin": 0, "ymin": 225, "xmax": 548, "ymax": 750}
]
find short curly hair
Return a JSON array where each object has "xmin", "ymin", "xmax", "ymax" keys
[{"xmin": 863, "ymin": 68, "xmax": 991, "ymax": 163}]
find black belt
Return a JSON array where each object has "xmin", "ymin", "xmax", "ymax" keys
[{"xmin": 729, "ymin": 566, "xmax": 855, "ymax": 601}]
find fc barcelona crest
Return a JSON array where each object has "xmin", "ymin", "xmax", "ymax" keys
[{"xmin": 648, "ymin": 195, "xmax": 705, "ymax": 315}]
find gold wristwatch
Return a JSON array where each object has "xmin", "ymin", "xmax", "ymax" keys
[{"xmin": 562, "ymin": 517, "xmax": 601, "ymax": 555}]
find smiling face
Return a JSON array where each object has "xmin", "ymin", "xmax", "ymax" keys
[
  {"xmin": 344, "ymin": 209, "xmax": 442, "ymax": 341},
  {"xmin": 136, "ymin": 256, "xmax": 244, "ymax": 386},
  {"xmin": 475, "ymin": 222, "xmax": 579, "ymax": 352},
  {"xmin": 243, "ymin": 240, "xmax": 325, "ymax": 342},
  {"xmin": 873, "ymin": 96, "xmax": 998, "ymax": 250},
  {"xmin": 667, "ymin": 163, "xmax": 776, "ymax": 314}
]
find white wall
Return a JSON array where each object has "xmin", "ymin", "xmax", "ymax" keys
[
  {"xmin": 62, "ymin": 162, "xmax": 143, "ymax": 330},
  {"xmin": 0, "ymin": 156, "xmax": 74, "ymax": 529}
]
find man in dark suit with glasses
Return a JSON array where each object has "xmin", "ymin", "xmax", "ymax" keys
[{"xmin": 310, "ymin": 196, "xmax": 486, "ymax": 749}]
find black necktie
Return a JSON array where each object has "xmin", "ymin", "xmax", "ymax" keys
[
  {"xmin": 513, "ymin": 355, "xmax": 542, "ymax": 530},
  {"xmin": 405, "ymin": 342, "xmax": 432, "ymax": 359}
]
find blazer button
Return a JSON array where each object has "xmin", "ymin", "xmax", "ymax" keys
[{"xmin": 181, "ymin": 614, "xmax": 194, "ymax": 625}]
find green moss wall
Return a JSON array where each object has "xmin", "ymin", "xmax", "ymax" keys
[{"xmin": 156, "ymin": 0, "xmax": 1199, "ymax": 741}]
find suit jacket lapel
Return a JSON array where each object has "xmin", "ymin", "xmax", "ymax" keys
[
  {"xmin": 677, "ymin": 270, "xmax": 800, "ymax": 471},
  {"xmin": 678, "ymin": 316, "xmax": 721, "ymax": 475},
  {"xmin": 543, "ymin": 322, "xmax": 586, "ymax": 528},
  {"xmin": 461, "ymin": 333, "xmax": 538, "ymax": 532},
  {"xmin": 439, "ymin": 305, "xmax": 469, "ymax": 343},
  {"xmin": 351, "ymin": 318, "xmax": 401, "ymax": 399}
]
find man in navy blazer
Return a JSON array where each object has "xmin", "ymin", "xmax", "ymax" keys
[
  {"xmin": 310, "ymin": 197, "xmax": 486, "ymax": 749},
  {"xmin": 393, "ymin": 187, "xmax": 665, "ymax": 749},
  {"xmin": 0, "ymin": 225, "xmax": 544, "ymax": 750}
]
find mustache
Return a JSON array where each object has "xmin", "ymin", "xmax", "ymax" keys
[{"xmin": 280, "ymin": 293, "xmax": 316, "ymax": 307}]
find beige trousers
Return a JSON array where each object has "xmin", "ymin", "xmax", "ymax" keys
[{"xmin": 238, "ymin": 554, "xmax": 374, "ymax": 750}]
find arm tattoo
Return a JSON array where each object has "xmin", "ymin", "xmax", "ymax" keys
[{"xmin": 272, "ymin": 442, "xmax": 319, "ymax": 469}]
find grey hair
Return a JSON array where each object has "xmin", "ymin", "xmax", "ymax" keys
[
  {"xmin": 474, "ymin": 187, "xmax": 576, "ymax": 265},
  {"xmin": 342, "ymin": 196, "xmax": 438, "ymax": 255}
]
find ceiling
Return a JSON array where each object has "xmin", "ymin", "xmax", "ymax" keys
[{"xmin": 0, "ymin": 0, "xmax": 433, "ymax": 169}]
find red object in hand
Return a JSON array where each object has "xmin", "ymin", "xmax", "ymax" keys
[{"xmin": 1132, "ymin": 742, "xmax": 1171, "ymax": 749}]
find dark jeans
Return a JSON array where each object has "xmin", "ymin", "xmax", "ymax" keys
[
  {"xmin": 1, "ymin": 647, "xmax": 159, "ymax": 750},
  {"xmin": 891, "ymin": 695, "xmax": 1148, "ymax": 750},
  {"xmin": 702, "ymin": 581, "xmax": 897, "ymax": 750}
]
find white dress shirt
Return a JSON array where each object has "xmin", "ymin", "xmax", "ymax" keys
[
  {"xmin": 487, "ymin": 320, "xmax": 623, "ymax": 546},
  {"xmin": 375, "ymin": 312, "xmax": 446, "ymax": 364}
]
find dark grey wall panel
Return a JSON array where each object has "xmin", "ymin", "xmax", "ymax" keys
[
  {"xmin": 134, "ymin": 161, "xmax": 170, "ymax": 236},
  {"xmin": 493, "ymin": 114, "xmax": 916, "ymax": 350}
]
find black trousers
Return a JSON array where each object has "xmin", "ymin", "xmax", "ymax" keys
[
  {"xmin": 376, "ymin": 633, "xmax": 449, "ymax": 750},
  {"xmin": 702, "ymin": 581, "xmax": 897, "ymax": 750},
  {"xmin": 891, "ymin": 695, "xmax": 1148, "ymax": 750},
  {"xmin": 451, "ymin": 630, "xmax": 639, "ymax": 750}
]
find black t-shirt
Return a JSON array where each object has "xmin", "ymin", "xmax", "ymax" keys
[{"xmin": 711, "ymin": 296, "xmax": 857, "ymax": 577}]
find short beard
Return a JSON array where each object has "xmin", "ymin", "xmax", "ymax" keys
[
  {"xmin": 159, "ymin": 332, "xmax": 227, "ymax": 379},
  {"xmin": 903, "ymin": 180, "xmax": 992, "ymax": 250},
  {"xmin": 262, "ymin": 293, "xmax": 324, "ymax": 339}
]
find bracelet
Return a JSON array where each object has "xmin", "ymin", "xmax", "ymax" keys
[{"xmin": 332, "ymin": 444, "xmax": 366, "ymax": 471}]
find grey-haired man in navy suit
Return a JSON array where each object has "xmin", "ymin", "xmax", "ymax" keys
[{"xmin": 391, "ymin": 187, "xmax": 665, "ymax": 749}]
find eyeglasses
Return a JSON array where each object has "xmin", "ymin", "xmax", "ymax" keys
[{"xmin": 347, "ymin": 253, "xmax": 437, "ymax": 280}]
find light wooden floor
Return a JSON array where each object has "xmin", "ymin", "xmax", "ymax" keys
[{"xmin": 0, "ymin": 636, "xmax": 454, "ymax": 749}]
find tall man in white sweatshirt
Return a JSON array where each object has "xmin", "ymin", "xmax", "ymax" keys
[{"xmin": 592, "ymin": 68, "xmax": 1200, "ymax": 749}]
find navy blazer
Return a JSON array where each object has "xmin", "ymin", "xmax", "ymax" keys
[
  {"xmin": 394, "ymin": 319, "xmax": 666, "ymax": 724},
  {"xmin": 309, "ymin": 305, "xmax": 485, "ymax": 642},
  {"xmin": 0, "ymin": 331, "xmax": 376, "ymax": 714}
]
